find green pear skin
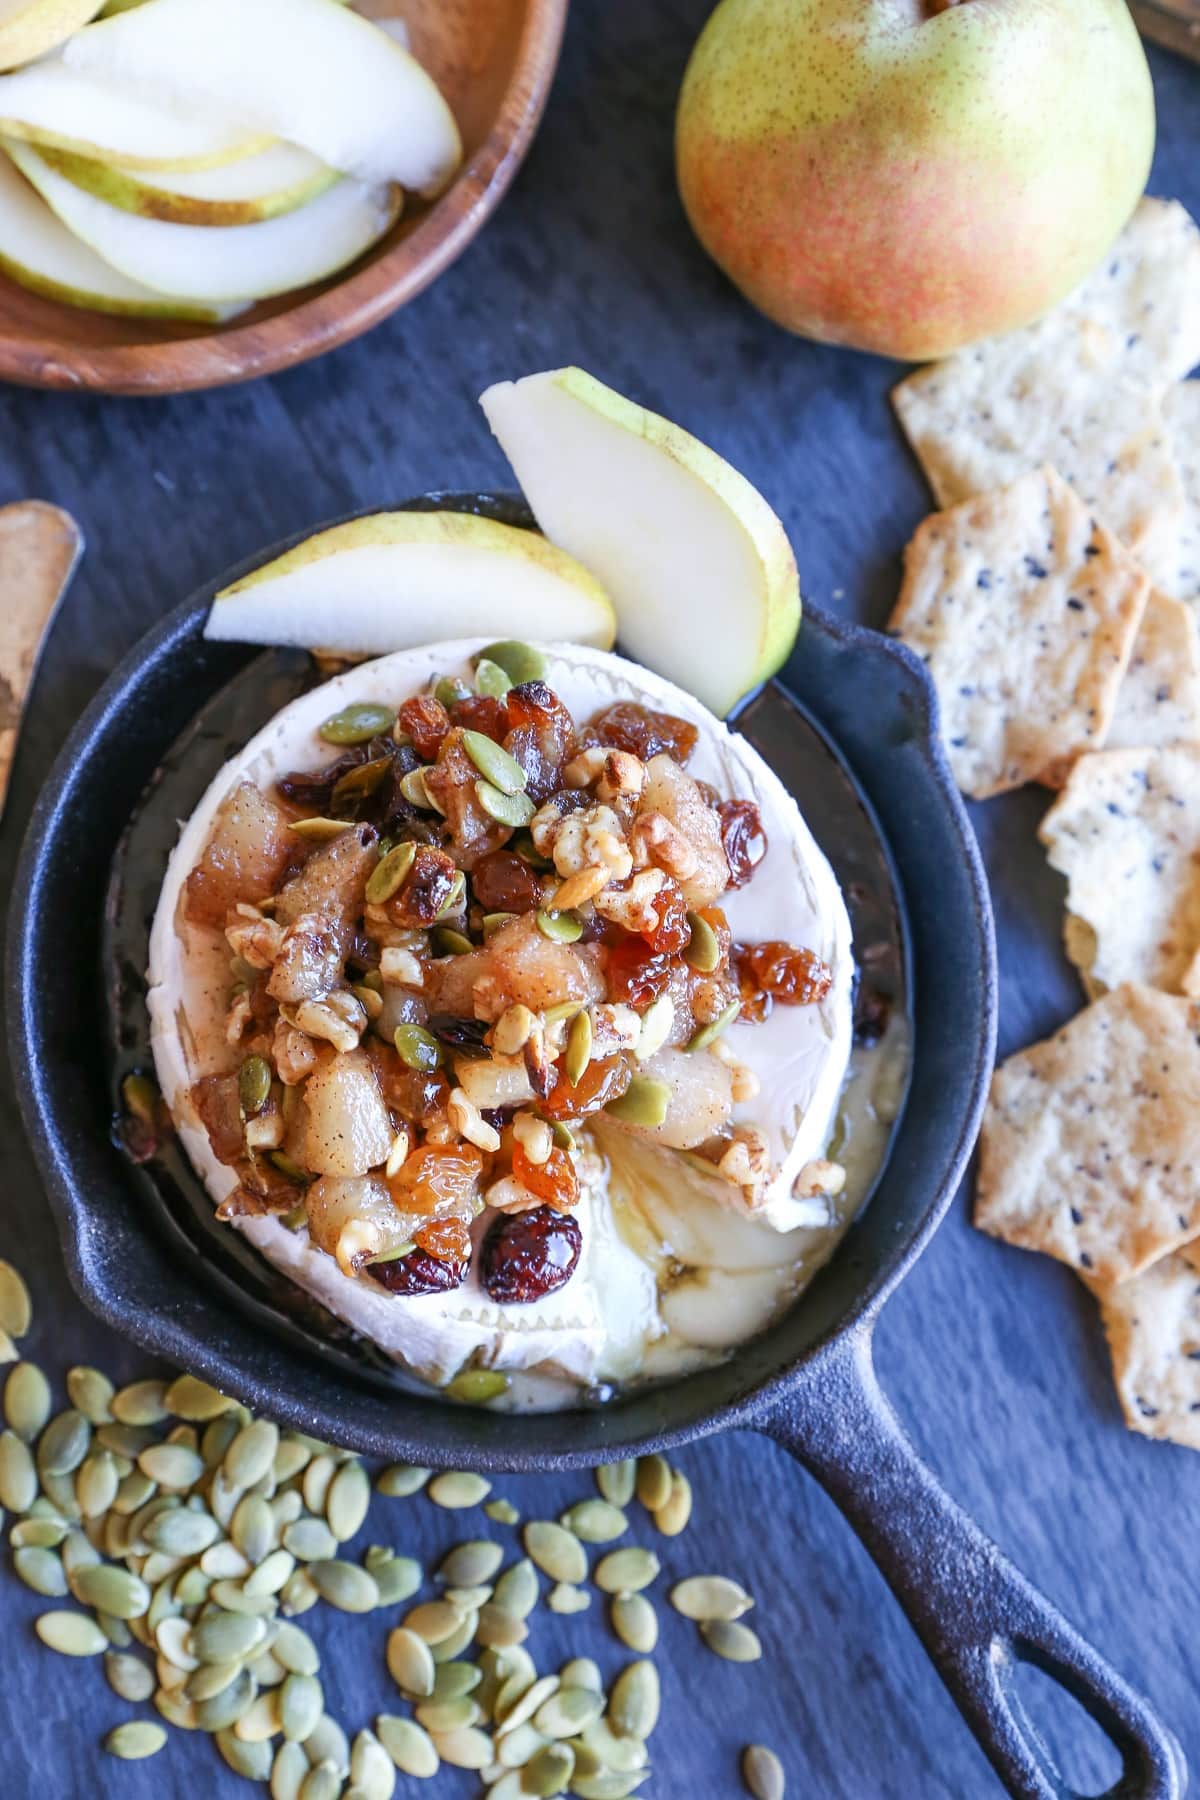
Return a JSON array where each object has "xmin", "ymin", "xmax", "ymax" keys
[{"xmin": 676, "ymin": 0, "xmax": 1155, "ymax": 359}]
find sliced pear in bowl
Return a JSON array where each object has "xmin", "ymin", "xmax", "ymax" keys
[
  {"xmin": 205, "ymin": 513, "xmax": 618, "ymax": 656},
  {"xmin": 8, "ymin": 141, "xmax": 399, "ymax": 302},
  {"xmin": 63, "ymin": 0, "xmax": 462, "ymax": 196},
  {"xmin": 0, "ymin": 152, "xmax": 246, "ymax": 320},
  {"xmin": 37, "ymin": 139, "xmax": 338, "ymax": 226},
  {"xmin": 480, "ymin": 368, "xmax": 801, "ymax": 717},
  {"xmin": 0, "ymin": 0, "xmax": 104, "ymax": 72},
  {"xmin": 0, "ymin": 61, "xmax": 272, "ymax": 171}
]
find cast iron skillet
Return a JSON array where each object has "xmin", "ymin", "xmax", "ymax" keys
[{"xmin": 7, "ymin": 495, "xmax": 1184, "ymax": 1800}]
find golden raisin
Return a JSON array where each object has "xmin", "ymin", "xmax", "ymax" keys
[{"xmin": 512, "ymin": 1142, "xmax": 579, "ymax": 1212}]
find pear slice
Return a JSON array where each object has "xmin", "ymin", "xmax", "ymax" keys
[
  {"xmin": 480, "ymin": 369, "xmax": 802, "ymax": 717},
  {"xmin": 8, "ymin": 141, "xmax": 399, "ymax": 302},
  {"xmin": 205, "ymin": 512, "xmax": 618, "ymax": 656},
  {"xmin": 0, "ymin": 0, "xmax": 104, "ymax": 72},
  {"xmin": 0, "ymin": 60, "xmax": 272, "ymax": 170},
  {"xmin": 37, "ymin": 140, "xmax": 338, "ymax": 226},
  {"xmin": 0, "ymin": 152, "xmax": 246, "ymax": 320},
  {"xmin": 63, "ymin": 0, "xmax": 462, "ymax": 195}
]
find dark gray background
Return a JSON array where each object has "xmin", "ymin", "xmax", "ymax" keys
[{"xmin": 0, "ymin": 6, "xmax": 1195, "ymax": 1795}]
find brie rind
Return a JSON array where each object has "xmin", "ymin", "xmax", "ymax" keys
[{"xmin": 148, "ymin": 639, "xmax": 853, "ymax": 1386}]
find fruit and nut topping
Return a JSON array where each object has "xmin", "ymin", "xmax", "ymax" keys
[{"xmin": 185, "ymin": 649, "xmax": 835, "ymax": 1302}]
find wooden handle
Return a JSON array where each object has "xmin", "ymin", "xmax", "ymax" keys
[{"xmin": 0, "ymin": 501, "xmax": 83, "ymax": 820}]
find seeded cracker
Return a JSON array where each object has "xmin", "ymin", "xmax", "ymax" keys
[
  {"xmin": 889, "ymin": 466, "xmax": 1148, "ymax": 798},
  {"xmin": 1040, "ymin": 742, "xmax": 1200, "ymax": 994},
  {"xmin": 892, "ymin": 199, "xmax": 1200, "ymax": 567},
  {"xmin": 975, "ymin": 984, "xmax": 1200, "ymax": 1284},
  {"xmin": 1090, "ymin": 1243, "xmax": 1200, "ymax": 1450},
  {"xmin": 1105, "ymin": 589, "xmax": 1200, "ymax": 752},
  {"xmin": 1161, "ymin": 382, "xmax": 1200, "ymax": 607}
]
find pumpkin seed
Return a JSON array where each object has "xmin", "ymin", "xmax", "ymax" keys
[
  {"xmin": 612, "ymin": 1592, "xmax": 658, "ymax": 1653},
  {"xmin": 428, "ymin": 1470, "xmax": 491, "ymax": 1510},
  {"xmin": 40, "ymin": 1468, "xmax": 81, "ymax": 1521},
  {"xmin": 264, "ymin": 1622, "xmax": 316, "ymax": 1681},
  {"xmin": 237, "ymin": 1052, "xmax": 272, "ymax": 1119},
  {"xmin": 146, "ymin": 1507, "xmax": 220, "ymax": 1558},
  {"xmin": 217, "ymin": 1727, "xmax": 274, "ymax": 1780},
  {"xmin": 486, "ymin": 1774, "xmax": 526, "ymax": 1800},
  {"xmin": 38, "ymin": 1409, "xmax": 91, "ymax": 1477},
  {"xmin": 0, "ymin": 1430, "xmax": 37, "ymax": 1511},
  {"xmin": 309, "ymin": 1560, "xmax": 379, "ymax": 1614},
  {"xmin": 524, "ymin": 1521, "xmax": 586, "ymax": 1585},
  {"xmin": 535, "ymin": 906, "xmax": 584, "ymax": 948},
  {"xmin": 0, "ymin": 1261, "xmax": 31, "ymax": 1338},
  {"xmin": 36, "ymin": 1609, "xmax": 107, "ymax": 1656},
  {"xmin": 562, "ymin": 1657, "xmax": 603, "ymax": 1693},
  {"xmin": 476, "ymin": 779, "xmax": 535, "ymax": 828},
  {"xmin": 393, "ymin": 1022, "xmax": 444, "ymax": 1074},
  {"xmin": 484, "ymin": 1498, "xmax": 520, "ymax": 1526},
  {"xmin": 304, "ymin": 1713, "xmax": 350, "ymax": 1774},
  {"xmin": 61, "ymin": 1528, "xmax": 100, "ymax": 1585},
  {"xmin": 14, "ymin": 1545, "xmax": 67, "ymax": 1596},
  {"xmin": 604, "ymin": 1075, "xmax": 670, "ymax": 1128},
  {"xmin": 474, "ymin": 657, "xmax": 513, "ymax": 699},
  {"xmin": 560, "ymin": 1499, "xmax": 627, "ymax": 1543},
  {"xmin": 366, "ymin": 841, "xmax": 417, "ymax": 905},
  {"xmin": 192, "ymin": 1610, "xmax": 266, "ymax": 1664},
  {"xmin": 404, "ymin": 1599, "xmax": 465, "ymax": 1644},
  {"xmin": 686, "ymin": 998, "xmax": 741, "ymax": 1052},
  {"xmin": 548, "ymin": 1582, "xmax": 590, "ymax": 1614},
  {"xmin": 432, "ymin": 1662, "xmax": 481, "ymax": 1701},
  {"xmin": 112, "ymin": 1380, "xmax": 169, "ymax": 1427},
  {"xmin": 593, "ymin": 1548, "xmax": 660, "ymax": 1595},
  {"xmin": 476, "ymin": 1601, "xmax": 527, "ymax": 1648},
  {"xmin": 572, "ymin": 1774, "xmax": 650, "ymax": 1800},
  {"xmin": 479, "ymin": 640, "xmax": 547, "ymax": 687},
  {"xmin": 281, "ymin": 1570, "xmax": 319, "ymax": 1617},
  {"xmin": 596, "ymin": 1460, "xmax": 636, "ymax": 1507},
  {"xmin": 299, "ymin": 1759, "xmax": 340, "ymax": 1800},
  {"xmin": 225, "ymin": 1419, "xmax": 280, "ymax": 1489},
  {"xmin": 683, "ymin": 910, "xmax": 721, "ymax": 973},
  {"xmin": 433, "ymin": 1607, "xmax": 478, "ymax": 1663},
  {"xmin": 272, "ymin": 1739, "xmax": 309, "ymax": 1800},
  {"xmin": 535, "ymin": 1686, "xmax": 605, "ymax": 1739},
  {"xmin": 376, "ymin": 1714, "xmax": 439, "ymax": 1778},
  {"xmin": 319, "ymin": 702, "xmax": 395, "ymax": 746},
  {"xmin": 742, "ymin": 1743, "xmax": 786, "ymax": 1800},
  {"xmin": 289, "ymin": 817, "xmax": 351, "ymax": 842},
  {"xmin": 495, "ymin": 1720, "xmax": 547, "ymax": 1768},
  {"xmin": 350, "ymin": 1727, "xmax": 396, "ymax": 1799},
  {"xmin": 197, "ymin": 1666, "xmax": 258, "ymax": 1732},
  {"xmin": 609, "ymin": 1661, "xmax": 660, "ymax": 1740},
  {"xmin": 444, "ymin": 1368, "xmax": 509, "ymax": 1405},
  {"xmin": 11, "ymin": 1516, "xmax": 68, "ymax": 1548},
  {"xmin": 326, "ymin": 1460, "xmax": 370, "ymax": 1541},
  {"xmin": 414, "ymin": 1694, "xmax": 479, "ymax": 1734},
  {"xmin": 702, "ymin": 1618, "xmax": 763, "ymax": 1662},
  {"xmin": 137, "ymin": 1442, "xmax": 205, "ymax": 1488},
  {"xmin": 479, "ymin": 1559, "xmax": 530, "ymax": 1623},
  {"xmin": 496, "ymin": 1668, "xmax": 554, "ymax": 1729},
  {"xmin": 174, "ymin": 1567, "xmax": 212, "ymax": 1610},
  {"xmin": 75, "ymin": 1451, "xmax": 119, "ymax": 1519},
  {"xmin": 461, "ymin": 729, "xmax": 528, "ymax": 796},
  {"xmin": 655, "ymin": 1470, "xmax": 693, "ymax": 1536},
  {"xmin": 437, "ymin": 1540, "xmax": 503, "ymax": 1588},
  {"xmin": 99, "ymin": 1422, "xmax": 154, "ymax": 1461},
  {"xmin": 433, "ymin": 1725, "xmax": 493, "ymax": 1770},
  {"xmin": 73, "ymin": 1565, "xmax": 150, "ymax": 1619},
  {"xmin": 104, "ymin": 1721, "xmax": 166, "ymax": 1761},
  {"xmin": 386, "ymin": 1626, "xmax": 435, "ymax": 1696},
  {"xmin": 282, "ymin": 1517, "xmax": 338, "ymax": 1563},
  {"xmin": 5, "ymin": 1361, "xmax": 50, "ymax": 1439},
  {"xmin": 246, "ymin": 1549, "xmax": 296, "ymax": 1597},
  {"xmin": 432, "ymin": 925, "xmax": 473, "ymax": 957},
  {"xmin": 302, "ymin": 1455, "xmax": 336, "ymax": 1515},
  {"xmin": 434, "ymin": 675, "xmax": 472, "ymax": 708},
  {"xmin": 212, "ymin": 1577, "xmax": 281, "ymax": 1617},
  {"xmin": 187, "ymin": 1659, "xmax": 242, "ymax": 1703},
  {"xmin": 233, "ymin": 1493, "xmax": 277, "ymax": 1563},
  {"xmin": 634, "ymin": 1455, "xmax": 672, "ymax": 1512},
  {"xmin": 364, "ymin": 1549, "xmax": 421, "ymax": 1607},
  {"xmin": 399, "ymin": 768, "xmax": 440, "ymax": 811},
  {"xmin": 518, "ymin": 1740, "xmax": 573, "ymax": 1795},
  {"xmin": 280, "ymin": 1671, "xmax": 325, "ymax": 1741},
  {"xmin": 105, "ymin": 1648, "xmax": 156, "ymax": 1702},
  {"xmin": 202, "ymin": 1541, "xmax": 252, "ymax": 1582},
  {"xmin": 670, "ymin": 1574, "xmax": 754, "ymax": 1621},
  {"xmin": 274, "ymin": 1437, "xmax": 312, "ymax": 1484},
  {"xmin": 63, "ymin": 1366, "xmax": 113, "ymax": 1426}
]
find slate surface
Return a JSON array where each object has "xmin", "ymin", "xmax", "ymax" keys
[{"xmin": 0, "ymin": 8, "xmax": 1194, "ymax": 1797}]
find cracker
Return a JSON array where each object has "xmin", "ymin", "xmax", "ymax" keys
[
  {"xmin": 1105, "ymin": 588, "xmax": 1200, "ymax": 751},
  {"xmin": 1040, "ymin": 742, "xmax": 1200, "ymax": 994},
  {"xmin": 1091, "ymin": 1243, "xmax": 1200, "ymax": 1451},
  {"xmin": 975, "ymin": 983, "xmax": 1200, "ymax": 1284},
  {"xmin": 889, "ymin": 466, "xmax": 1148, "ymax": 798},
  {"xmin": 1159, "ymin": 381, "xmax": 1200, "ymax": 606},
  {"xmin": 892, "ymin": 198, "xmax": 1200, "ymax": 562}
]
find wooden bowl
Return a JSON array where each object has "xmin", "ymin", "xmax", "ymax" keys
[{"xmin": 0, "ymin": 0, "xmax": 567, "ymax": 395}]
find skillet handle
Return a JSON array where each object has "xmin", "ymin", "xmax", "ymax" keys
[{"xmin": 758, "ymin": 1323, "xmax": 1185, "ymax": 1800}]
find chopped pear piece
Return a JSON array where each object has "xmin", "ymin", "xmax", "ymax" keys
[
  {"xmin": 38, "ymin": 139, "xmax": 337, "ymax": 226},
  {"xmin": 205, "ymin": 513, "xmax": 618, "ymax": 656},
  {"xmin": 0, "ymin": 152, "xmax": 246, "ymax": 319},
  {"xmin": 0, "ymin": 60, "xmax": 271, "ymax": 170},
  {"xmin": 0, "ymin": 0, "xmax": 104, "ymax": 72},
  {"xmin": 64, "ymin": 0, "xmax": 462, "ymax": 194},
  {"xmin": 8, "ymin": 141, "xmax": 399, "ymax": 302},
  {"xmin": 480, "ymin": 368, "xmax": 801, "ymax": 716}
]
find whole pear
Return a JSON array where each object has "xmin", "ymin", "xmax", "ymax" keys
[{"xmin": 676, "ymin": 0, "xmax": 1155, "ymax": 359}]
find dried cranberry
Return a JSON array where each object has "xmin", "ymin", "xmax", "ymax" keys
[
  {"xmin": 736, "ymin": 940, "xmax": 833, "ymax": 1006},
  {"xmin": 470, "ymin": 849, "xmax": 545, "ymax": 914},
  {"xmin": 512, "ymin": 1142, "xmax": 579, "ymax": 1212},
  {"xmin": 582, "ymin": 702, "xmax": 698, "ymax": 765},
  {"xmin": 719, "ymin": 800, "xmax": 767, "ymax": 888},
  {"xmin": 398, "ymin": 695, "xmax": 451, "ymax": 761},
  {"xmin": 541, "ymin": 1054, "xmax": 633, "ymax": 1120},
  {"xmin": 605, "ymin": 936, "xmax": 675, "ymax": 1008},
  {"xmin": 481, "ymin": 1205, "xmax": 582, "ymax": 1304},
  {"xmin": 371, "ymin": 1248, "xmax": 468, "ymax": 1296},
  {"xmin": 450, "ymin": 694, "xmax": 509, "ymax": 743},
  {"xmin": 387, "ymin": 844, "xmax": 459, "ymax": 927}
]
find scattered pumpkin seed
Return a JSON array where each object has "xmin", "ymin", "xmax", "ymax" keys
[
  {"xmin": 65, "ymin": 1366, "xmax": 114, "ymax": 1426},
  {"xmin": 98, "ymin": 1422, "xmax": 154, "ymax": 1461},
  {"xmin": 76, "ymin": 1450, "xmax": 119, "ymax": 1520},
  {"xmin": 427, "ymin": 1470, "xmax": 491, "ymax": 1510},
  {"xmin": 430, "ymin": 1608, "xmax": 478, "ymax": 1663},
  {"xmin": 276, "ymin": 1671, "xmax": 324, "ymax": 1742},
  {"xmin": 386, "ymin": 1624, "xmax": 436, "ymax": 1697},
  {"xmin": 474, "ymin": 657, "xmax": 513, "ymax": 699},
  {"xmin": 743, "ymin": 1743, "xmax": 786, "ymax": 1799},
  {"xmin": 476, "ymin": 1601, "xmax": 528, "ymax": 1648},
  {"xmin": 271, "ymin": 1739, "xmax": 309, "ymax": 1800},
  {"xmin": 702, "ymin": 1619, "xmax": 763, "ymax": 1662},
  {"xmin": 187, "ymin": 1659, "xmax": 242, "ymax": 1703},
  {"xmin": 245, "ymin": 1549, "xmax": 296, "ymax": 1597},
  {"xmin": 434, "ymin": 1725, "xmax": 493, "ymax": 1770},
  {"xmin": 326, "ymin": 1460, "xmax": 370, "ymax": 1542},
  {"xmin": 36, "ymin": 1609, "xmax": 107, "ymax": 1657},
  {"xmin": 112, "ymin": 1380, "xmax": 169, "ymax": 1428},
  {"xmin": 524, "ymin": 1741, "xmax": 576, "ymax": 1796},
  {"xmin": 319, "ymin": 702, "xmax": 395, "ymax": 746},
  {"xmin": 405, "ymin": 1599, "xmax": 466, "ymax": 1645},
  {"xmin": 524, "ymin": 1521, "xmax": 586, "ymax": 1585},
  {"xmin": 593, "ymin": 1548, "xmax": 660, "ymax": 1595},
  {"xmin": 635, "ymin": 1454, "xmax": 672, "ymax": 1512},
  {"xmin": 438, "ymin": 1540, "xmax": 503, "ymax": 1588},
  {"xmin": 350, "ymin": 1727, "xmax": 396, "ymax": 1799},
  {"xmin": 492, "ymin": 1557, "xmax": 539, "ymax": 1619},
  {"xmin": 104, "ymin": 1721, "xmax": 166, "ymax": 1761},
  {"xmin": 305, "ymin": 1713, "xmax": 350, "ymax": 1774},
  {"xmin": 225, "ymin": 1418, "xmax": 280, "ymax": 1489},
  {"xmin": 481, "ymin": 910, "xmax": 518, "ymax": 941},
  {"xmin": 105, "ymin": 1648, "xmax": 156, "ymax": 1702},
  {"xmin": 461, "ymin": 728, "xmax": 528, "ymax": 795},
  {"xmin": 393, "ymin": 1022, "xmax": 444, "ymax": 1074},
  {"xmin": 476, "ymin": 779, "xmax": 536, "ymax": 828},
  {"xmin": 73, "ymin": 1565, "xmax": 149, "ymax": 1620},
  {"xmin": 281, "ymin": 1569, "xmax": 320, "ymax": 1617},
  {"xmin": 432, "ymin": 925, "xmax": 474, "ymax": 957},
  {"xmin": 282, "ymin": 1517, "xmax": 337, "ymax": 1563},
  {"xmin": 596, "ymin": 1460, "xmax": 636, "ymax": 1508},
  {"xmin": 572, "ymin": 1773, "xmax": 651, "ymax": 1799},
  {"xmin": 364, "ymin": 1548, "xmax": 421, "ymax": 1607},
  {"xmin": 197, "ymin": 1666, "xmax": 258, "ymax": 1733},
  {"xmin": 609, "ymin": 1660, "xmax": 660, "ymax": 1740},
  {"xmin": 289, "ymin": 816, "xmax": 352, "ymax": 842},
  {"xmin": 11, "ymin": 1516, "xmax": 67, "ymax": 1549},
  {"xmin": 302, "ymin": 1455, "xmax": 336, "ymax": 1516},
  {"xmin": 309, "ymin": 1560, "xmax": 379, "ymax": 1614},
  {"xmin": 217, "ymin": 1727, "xmax": 274, "ymax": 1780},
  {"xmin": 0, "ymin": 1261, "xmax": 31, "ymax": 1338},
  {"xmin": 484, "ymin": 1498, "xmax": 520, "ymax": 1526},
  {"xmin": 162, "ymin": 1372, "xmax": 232, "ymax": 1422},
  {"xmin": 655, "ymin": 1470, "xmax": 693, "ymax": 1536},
  {"xmin": 686, "ymin": 998, "xmax": 742, "ymax": 1052},
  {"xmin": 414, "ymin": 1694, "xmax": 479, "ymax": 1734},
  {"xmin": 5, "ymin": 1361, "xmax": 50, "ymax": 1439},
  {"xmin": 137, "ymin": 1442, "xmax": 205, "ymax": 1489},
  {"xmin": 496, "ymin": 1669, "xmax": 555, "ymax": 1730},
  {"xmin": 535, "ymin": 1685, "xmax": 605, "ymax": 1739},
  {"xmin": 399, "ymin": 768, "xmax": 441, "ymax": 811},
  {"xmin": 376, "ymin": 1713, "xmax": 439, "ymax": 1778},
  {"xmin": 366, "ymin": 840, "xmax": 417, "ymax": 906},
  {"xmin": 433, "ymin": 1662, "xmax": 481, "ymax": 1701},
  {"xmin": 192, "ymin": 1610, "xmax": 266, "ymax": 1665},
  {"xmin": 612, "ymin": 1593, "xmax": 658, "ymax": 1653},
  {"xmin": 14, "ymin": 1545, "xmax": 67, "ymax": 1597},
  {"xmin": 683, "ymin": 910, "xmax": 721, "ymax": 973},
  {"xmin": 233, "ymin": 1493, "xmax": 277, "ymax": 1564},
  {"xmin": 38, "ymin": 1410, "xmax": 91, "ymax": 1477},
  {"xmin": 548, "ymin": 1582, "xmax": 590, "ymax": 1614},
  {"xmin": 561, "ymin": 1499, "xmax": 627, "ymax": 1543},
  {"xmin": 604, "ymin": 1075, "xmax": 671, "ymax": 1128},
  {"xmin": 444, "ymin": 1368, "xmax": 510, "ymax": 1405},
  {"xmin": 0, "ymin": 1429, "xmax": 37, "ymax": 1511},
  {"xmin": 146, "ymin": 1507, "xmax": 220, "ymax": 1558},
  {"xmin": 479, "ymin": 640, "xmax": 547, "ymax": 686},
  {"xmin": 561, "ymin": 1656, "xmax": 603, "ymax": 1693},
  {"xmin": 434, "ymin": 675, "xmax": 472, "ymax": 708},
  {"xmin": 671, "ymin": 1574, "xmax": 754, "ymax": 1622}
]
